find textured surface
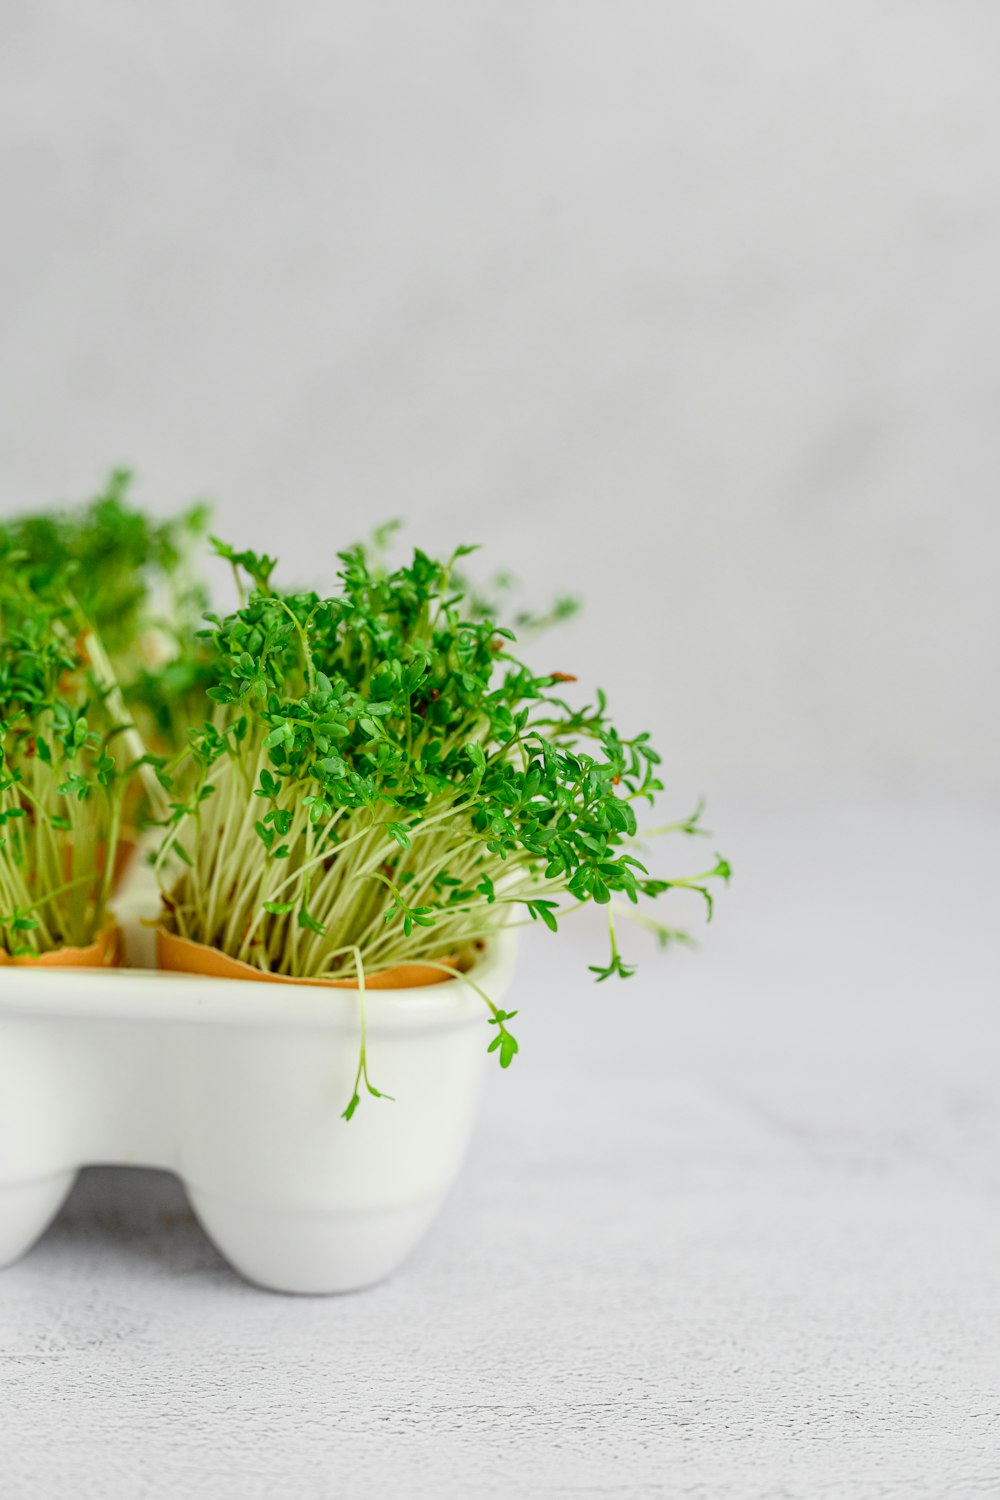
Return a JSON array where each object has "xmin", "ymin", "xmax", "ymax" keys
[{"xmin": 1, "ymin": 795, "xmax": 998, "ymax": 1498}]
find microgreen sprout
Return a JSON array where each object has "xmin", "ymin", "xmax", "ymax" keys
[
  {"xmin": 0, "ymin": 470, "xmax": 214, "ymax": 760},
  {"xmin": 0, "ymin": 546, "xmax": 144, "ymax": 953},
  {"xmin": 155, "ymin": 539, "xmax": 729, "ymax": 1116}
]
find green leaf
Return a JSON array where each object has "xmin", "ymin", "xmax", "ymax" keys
[
  {"xmin": 525, "ymin": 899, "xmax": 559, "ymax": 932},
  {"xmin": 297, "ymin": 907, "xmax": 326, "ymax": 936}
]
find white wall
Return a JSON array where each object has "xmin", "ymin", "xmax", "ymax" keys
[{"xmin": 1, "ymin": 1, "xmax": 997, "ymax": 796}]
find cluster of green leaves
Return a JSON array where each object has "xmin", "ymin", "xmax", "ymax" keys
[
  {"xmin": 0, "ymin": 470, "xmax": 213, "ymax": 759},
  {"xmin": 155, "ymin": 538, "xmax": 729, "ymax": 1111},
  {"xmin": 0, "ymin": 544, "xmax": 144, "ymax": 953},
  {"xmin": 367, "ymin": 518, "xmax": 580, "ymax": 637}
]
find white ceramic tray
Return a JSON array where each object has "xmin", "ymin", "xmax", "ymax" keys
[{"xmin": 0, "ymin": 868, "xmax": 517, "ymax": 1294}]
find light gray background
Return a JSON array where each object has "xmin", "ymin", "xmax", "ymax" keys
[
  {"xmin": 2, "ymin": 0, "xmax": 997, "ymax": 795},
  {"xmin": 2, "ymin": 6, "xmax": 999, "ymax": 1498}
]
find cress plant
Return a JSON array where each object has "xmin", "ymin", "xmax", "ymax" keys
[
  {"xmin": 155, "ymin": 539, "xmax": 729, "ymax": 1116},
  {"xmin": 0, "ymin": 550, "xmax": 149, "ymax": 955},
  {"xmin": 0, "ymin": 470, "xmax": 213, "ymax": 758}
]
